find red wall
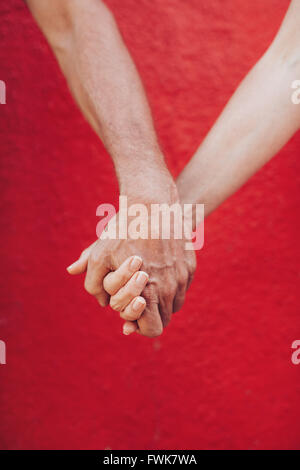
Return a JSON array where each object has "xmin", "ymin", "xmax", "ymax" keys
[{"xmin": 0, "ymin": 0, "xmax": 300, "ymax": 450}]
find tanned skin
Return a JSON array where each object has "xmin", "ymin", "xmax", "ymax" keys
[
  {"xmin": 24, "ymin": 0, "xmax": 196, "ymax": 337},
  {"xmin": 24, "ymin": 0, "xmax": 300, "ymax": 336}
]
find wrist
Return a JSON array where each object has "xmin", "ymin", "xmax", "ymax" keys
[
  {"xmin": 121, "ymin": 174, "xmax": 179, "ymax": 206},
  {"xmin": 117, "ymin": 154, "xmax": 178, "ymax": 204}
]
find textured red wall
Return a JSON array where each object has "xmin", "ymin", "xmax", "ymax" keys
[{"xmin": 0, "ymin": 0, "xmax": 300, "ymax": 450}]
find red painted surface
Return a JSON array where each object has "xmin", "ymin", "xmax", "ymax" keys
[{"xmin": 0, "ymin": 0, "xmax": 300, "ymax": 450}]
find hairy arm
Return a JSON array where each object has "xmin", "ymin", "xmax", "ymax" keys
[
  {"xmin": 177, "ymin": 0, "xmax": 300, "ymax": 217},
  {"xmin": 25, "ymin": 0, "xmax": 173, "ymax": 194},
  {"xmin": 25, "ymin": 0, "xmax": 196, "ymax": 337}
]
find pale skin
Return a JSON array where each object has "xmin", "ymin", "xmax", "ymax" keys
[
  {"xmin": 25, "ymin": 0, "xmax": 300, "ymax": 336},
  {"xmin": 101, "ymin": 0, "xmax": 300, "ymax": 335}
]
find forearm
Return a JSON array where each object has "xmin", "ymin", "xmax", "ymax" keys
[
  {"xmin": 177, "ymin": 1, "xmax": 300, "ymax": 216},
  {"xmin": 25, "ymin": 0, "xmax": 175, "ymax": 200}
]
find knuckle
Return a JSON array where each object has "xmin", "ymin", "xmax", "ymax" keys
[
  {"xmin": 103, "ymin": 280, "xmax": 111, "ymax": 295},
  {"xmin": 103, "ymin": 275, "xmax": 114, "ymax": 296},
  {"xmin": 177, "ymin": 270, "xmax": 189, "ymax": 289},
  {"xmin": 128, "ymin": 283, "xmax": 139, "ymax": 297},
  {"xmin": 161, "ymin": 282, "xmax": 176, "ymax": 301},
  {"xmin": 120, "ymin": 310, "xmax": 139, "ymax": 321},
  {"xmin": 109, "ymin": 296, "xmax": 121, "ymax": 312},
  {"xmin": 119, "ymin": 270, "xmax": 130, "ymax": 285},
  {"xmin": 163, "ymin": 270, "xmax": 178, "ymax": 291},
  {"xmin": 188, "ymin": 254, "xmax": 197, "ymax": 273},
  {"xmin": 177, "ymin": 279, "xmax": 187, "ymax": 291},
  {"xmin": 102, "ymin": 273, "xmax": 109, "ymax": 287},
  {"xmin": 89, "ymin": 249, "xmax": 101, "ymax": 266}
]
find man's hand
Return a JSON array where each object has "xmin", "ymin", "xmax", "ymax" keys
[
  {"xmin": 67, "ymin": 187, "xmax": 196, "ymax": 338},
  {"xmin": 68, "ymin": 235, "xmax": 196, "ymax": 338},
  {"xmin": 25, "ymin": 0, "xmax": 196, "ymax": 337}
]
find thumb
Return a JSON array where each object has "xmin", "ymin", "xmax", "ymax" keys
[{"xmin": 66, "ymin": 242, "xmax": 96, "ymax": 275}]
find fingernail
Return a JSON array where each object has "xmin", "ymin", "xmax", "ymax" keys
[
  {"xmin": 66, "ymin": 261, "xmax": 78, "ymax": 272},
  {"xmin": 133, "ymin": 297, "xmax": 145, "ymax": 311},
  {"xmin": 130, "ymin": 256, "xmax": 142, "ymax": 270},
  {"xmin": 123, "ymin": 324, "xmax": 133, "ymax": 336},
  {"xmin": 136, "ymin": 271, "xmax": 148, "ymax": 287}
]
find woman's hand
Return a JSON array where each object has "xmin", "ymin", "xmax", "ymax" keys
[{"xmin": 103, "ymin": 256, "xmax": 148, "ymax": 335}]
